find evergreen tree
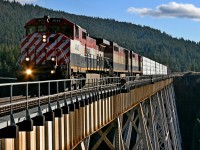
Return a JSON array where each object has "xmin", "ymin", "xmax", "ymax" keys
[{"xmin": 0, "ymin": 0, "xmax": 200, "ymax": 77}]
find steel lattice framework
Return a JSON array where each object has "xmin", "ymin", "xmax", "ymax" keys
[{"xmin": 79, "ymin": 84, "xmax": 182, "ymax": 150}]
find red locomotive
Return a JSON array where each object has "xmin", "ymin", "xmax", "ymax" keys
[{"xmin": 18, "ymin": 16, "xmax": 167, "ymax": 82}]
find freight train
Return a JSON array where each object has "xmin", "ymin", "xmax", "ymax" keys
[{"xmin": 17, "ymin": 16, "xmax": 167, "ymax": 82}]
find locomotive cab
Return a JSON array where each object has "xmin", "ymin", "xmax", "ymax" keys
[
  {"xmin": 18, "ymin": 16, "xmax": 75, "ymax": 81},
  {"xmin": 18, "ymin": 16, "xmax": 106, "ymax": 81}
]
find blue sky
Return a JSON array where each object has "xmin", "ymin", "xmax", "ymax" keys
[{"xmin": 14, "ymin": 0, "xmax": 200, "ymax": 42}]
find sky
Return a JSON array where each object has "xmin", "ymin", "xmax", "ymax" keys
[{"xmin": 12, "ymin": 0, "xmax": 200, "ymax": 42}]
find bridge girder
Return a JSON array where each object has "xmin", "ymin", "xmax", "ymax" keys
[{"xmin": 78, "ymin": 84, "xmax": 182, "ymax": 150}]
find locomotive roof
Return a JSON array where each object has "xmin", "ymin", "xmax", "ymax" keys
[
  {"xmin": 25, "ymin": 17, "xmax": 87, "ymax": 33},
  {"xmin": 24, "ymin": 17, "xmax": 86, "ymax": 30},
  {"xmin": 26, "ymin": 17, "xmax": 73, "ymax": 25}
]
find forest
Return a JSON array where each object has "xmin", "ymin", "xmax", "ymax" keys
[{"xmin": 1, "ymin": 0, "xmax": 200, "ymax": 77}]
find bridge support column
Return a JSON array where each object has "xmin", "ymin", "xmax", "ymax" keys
[
  {"xmin": 54, "ymin": 116, "xmax": 64, "ymax": 150},
  {"xmin": 69, "ymin": 104, "xmax": 75, "ymax": 148},
  {"xmin": 75, "ymin": 102, "xmax": 80, "ymax": 145},
  {"xmin": 36, "ymin": 126, "xmax": 45, "ymax": 150},
  {"xmin": 94, "ymin": 97, "xmax": 98, "ymax": 131},
  {"xmin": 101, "ymin": 94, "xmax": 105, "ymax": 125},
  {"xmin": 63, "ymin": 106, "xmax": 70, "ymax": 150},
  {"xmin": 26, "ymin": 126, "xmax": 37, "ymax": 150},
  {"xmin": 44, "ymin": 111, "xmax": 54, "ymax": 150},
  {"xmin": 1, "ymin": 139, "xmax": 14, "ymax": 150},
  {"xmin": 16, "ymin": 132, "xmax": 26, "ymax": 150},
  {"xmin": 89, "ymin": 97, "xmax": 94, "ymax": 134},
  {"xmin": 108, "ymin": 96, "xmax": 111, "ymax": 122},
  {"xmin": 45, "ymin": 121, "xmax": 53, "ymax": 150},
  {"xmin": 85, "ymin": 99, "xmax": 90, "ymax": 136},
  {"xmin": 97, "ymin": 94, "xmax": 102, "ymax": 129},
  {"xmin": 80, "ymin": 100, "xmax": 85, "ymax": 140},
  {"xmin": 32, "ymin": 114, "xmax": 45, "ymax": 150}
]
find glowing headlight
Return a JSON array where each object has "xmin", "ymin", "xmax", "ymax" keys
[
  {"xmin": 42, "ymin": 35, "xmax": 46, "ymax": 39},
  {"xmin": 25, "ymin": 56, "xmax": 30, "ymax": 62},
  {"xmin": 42, "ymin": 35, "xmax": 47, "ymax": 42},
  {"xmin": 51, "ymin": 56, "xmax": 56, "ymax": 61},
  {"xmin": 42, "ymin": 38, "xmax": 47, "ymax": 42},
  {"xmin": 51, "ymin": 70, "xmax": 55, "ymax": 74},
  {"xmin": 26, "ymin": 69, "xmax": 32, "ymax": 75}
]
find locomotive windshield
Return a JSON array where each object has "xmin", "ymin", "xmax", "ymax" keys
[
  {"xmin": 25, "ymin": 18, "xmax": 74, "ymax": 38},
  {"xmin": 26, "ymin": 24, "xmax": 73, "ymax": 38},
  {"xmin": 26, "ymin": 25, "xmax": 46, "ymax": 35},
  {"xmin": 26, "ymin": 26, "xmax": 36, "ymax": 35},
  {"xmin": 49, "ymin": 25, "xmax": 60, "ymax": 33},
  {"xmin": 38, "ymin": 25, "xmax": 46, "ymax": 32}
]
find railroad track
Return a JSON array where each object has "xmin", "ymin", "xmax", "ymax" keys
[
  {"xmin": 0, "ymin": 76, "xmax": 167, "ymax": 117},
  {"xmin": 0, "ymin": 83, "xmax": 117, "ymax": 117}
]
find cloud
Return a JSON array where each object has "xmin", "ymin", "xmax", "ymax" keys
[{"xmin": 127, "ymin": 2, "xmax": 200, "ymax": 20}]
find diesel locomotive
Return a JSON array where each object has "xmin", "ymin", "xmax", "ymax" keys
[{"xmin": 17, "ymin": 16, "xmax": 167, "ymax": 82}]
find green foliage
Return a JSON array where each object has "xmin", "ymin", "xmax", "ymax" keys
[{"xmin": 0, "ymin": 0, "xmax": 200, "ymax": 77}]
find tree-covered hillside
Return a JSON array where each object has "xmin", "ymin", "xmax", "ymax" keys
[{"xmin": 0, "ymin": 0, "xmax": 200, "ymax": 77}]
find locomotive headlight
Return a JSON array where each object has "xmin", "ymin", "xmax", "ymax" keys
[
  {"xmin": 43, "ymin": 35, "xmax": 46, "ymax": 39},
  {"xmin": 25, "ymin": 56, "xmax": 30, "ymax": 62},
  {"xmin": 42, "ymin": 35, "xmax": 47, "ymax": 42},
  {"xmin": 51, "ymin": 70, "xmax": 55, "ymax": 74},
  {"xmin": 51, "ymin": 56, "xmax": 56, "ymax": 61},
  {"xmin": 42, "ymin": 38, "xmax": 47, "ymax": 42},
  {"xmin": 26, "ymin": 69, "xmax": 32, "ymax": 75}
]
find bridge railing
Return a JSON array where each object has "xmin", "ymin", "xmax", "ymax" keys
[{"xmin": 0, "ymin": 76, "xmax": 169, "ymax": 118}]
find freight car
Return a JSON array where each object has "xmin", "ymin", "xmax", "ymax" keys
[{"xmin": 17, "ymin": 16, "xmax": 167, "ymax": 83}]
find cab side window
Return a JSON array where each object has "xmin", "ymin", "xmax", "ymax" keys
[
  {"xmin": 82, "ymin": 31, "xmax": 87, "ymax": 39},
  {"xmin": 75, "ymin": 26, "xmax": 79, "ymax": 38},
  {"xmin": 63, "ymin": 25, "xmax": 73, "ymax": 38}
]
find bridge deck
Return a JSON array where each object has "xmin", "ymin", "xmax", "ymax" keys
[{"xmin": 0, "ymin": 76, "xmax": 178, "ymax": 150}]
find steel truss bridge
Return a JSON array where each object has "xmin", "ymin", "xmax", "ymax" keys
[{"xmin": 0, "ymin": 76, "xmax": 182, "ymax": 150}]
